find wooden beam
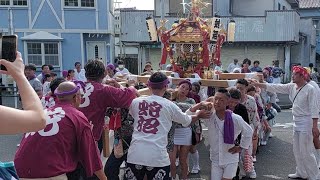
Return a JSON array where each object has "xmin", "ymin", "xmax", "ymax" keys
[
  {"xmin": 219, "ymin": 73, "xmax": 263, "ymax": 81},
  {"xmin": 159, "ymin": 70, "xmax": 172, "ymax": 76},
  {"xmin": 127, "ymin": 76, "xmax": 233, "ymax": 87},
  {"xmin": 119, "ymin": 82, "xmax": 127, "ymax": 87},
  {"xmin": 199, "ymin": 80, "xmax": 230, "ymax": 87},
  {"xmin": 138, "ymin": 88, "xmax": 151, "ymax": 96},
  {"xmin": 126, "ymin": 73, "xmax": 261, "ymax": 88}
]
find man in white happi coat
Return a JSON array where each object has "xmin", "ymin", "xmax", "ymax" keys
[
  {"xmin": 253, "ymin": 66, "xmax": 320, "ymax": 179},
  {"xmin": 125, "ymin": 72, "xmax": 212, "ymax": 180},
  {"xmin": 187, "ymin": 88, "xmax": 253, "ymax": 180},
  {"xmin": 304, "ymin": 67, "xmax": 320, "ymax": 168}
]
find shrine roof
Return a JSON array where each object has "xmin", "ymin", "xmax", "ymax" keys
[{"xmin": 169, "ymin": 21, "xmax": 204, "ymax": 43}]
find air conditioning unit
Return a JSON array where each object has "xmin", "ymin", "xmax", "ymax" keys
[{"xmin": 146, "ymin": 17, "xmax": 158, "ymax": 42}]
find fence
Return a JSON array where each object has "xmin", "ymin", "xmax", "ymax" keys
[{"xmin": 0, "ymin": 85, "xmax": 20, "ymax": 109}]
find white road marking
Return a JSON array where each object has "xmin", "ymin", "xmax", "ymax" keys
[{"xmin": 262, "ymin": 175, "xmax": 284, "ymax": 179}]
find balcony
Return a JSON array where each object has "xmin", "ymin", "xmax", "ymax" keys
[{"xmin": 121, "ymin": 10, "xmax": 300, "ymax": 43}]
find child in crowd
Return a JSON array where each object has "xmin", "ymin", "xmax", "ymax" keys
[
  {"xmin": 42, "ymin": 74, "xmax": 53, "ymax": 96},
  {"xmin": 67, "ymin": 70, "xmax": 75, "ymax": 81},
  {"xmin": 262, "ymin": 100, "xmax": 277, "ymax": 145}
]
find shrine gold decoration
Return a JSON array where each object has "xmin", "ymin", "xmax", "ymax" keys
[
  {"xmin": 200, "ymin": 25, "xmax": 207, "ymax": 30},
  {"xmin": 172, "ymin": 23, "xmax": 178, "ymax": 29},
  {"xmin": 158, "ymin": 19, "xmax": 168, "ymax": 31},
  {"xmin": 186, "ymin": 27, "xmax": 194, "ymax": 33},
  {"xmin": 179, "ymin": 18, "xmax": 186, "ymax": 23}
]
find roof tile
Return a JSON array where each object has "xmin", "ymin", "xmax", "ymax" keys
[{"xmin": 299, "ymin": 0, "xmax": 320, "ymax": 8}]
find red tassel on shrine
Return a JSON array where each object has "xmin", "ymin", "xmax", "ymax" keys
[
  {"xmin": 109, "ymin": 110, "xmax": 121, "ymax": 130},
  {"xmin": 201, "ymin": 31, "xmax": 210, "ymax": 67},
  {"xmin": 161, "ymin": 47, "xmax": 168, "ymax": 65},
  {"xmin": 160, "ymin": 33, "xmax": 171, "ymax": 65}
]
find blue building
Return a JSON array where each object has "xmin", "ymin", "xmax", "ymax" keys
[
  {"xmin": 298, "ymin": 0, "xmax": 320, "ymax": 65},
  {"xmin": 0, "ymin": 0, "xmax": 114, "ymax": 73}
]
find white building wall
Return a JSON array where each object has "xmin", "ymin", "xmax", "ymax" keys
[
  {"xmin": 232, "ymin": 0, "xmax": 273, "ymax": 16},
  {"xmin": 114, "ymin": 10, "xmax": 121, "ymax": 35},
  {"xmin": 275, "ymin": 0, "xmax": 292, "ymax": 10},
  {"xmin": 115, "ymin": 37, "xmax": 121, "ymax": 57},
  {"xmin": 154, "ymin": 0, "xmax": 169, "ymax": 16}
]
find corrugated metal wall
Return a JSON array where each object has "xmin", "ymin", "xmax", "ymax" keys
[
  {"xmin": 221, "ymin": 45, "xmax": 284, "ymax": 71},
  {"xmin": 121, "ymin": 10, "xmax": 154, "ymax": 42},
  {"xmin": 220, "ymin": 11, "xmax": 300, "ymax": 42}
]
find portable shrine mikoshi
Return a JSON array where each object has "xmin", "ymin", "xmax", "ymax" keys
[{"xmin": 146, "ymin": 0, "xmax": 236, "ymax": 79}]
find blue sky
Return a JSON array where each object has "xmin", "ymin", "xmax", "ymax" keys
[{"xmin": 119, "ymin": 0, "xmax": 154, "ymax": 10}]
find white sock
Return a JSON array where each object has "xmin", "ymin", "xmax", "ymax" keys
[
  {"xmin": 317, "ymin": 149, "xmax": 320, "ymax": 165},
  {"xmin": 191, "ymin": 150, "xmax": 200, "ymax": 169}
]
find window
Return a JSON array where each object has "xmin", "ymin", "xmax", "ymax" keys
[
  {"xmin": 65, "ymin": 0, "xmax": 94, "ymax": 7},
  {"xmin": 278, "ymin": 3, "xmax": 281, "ymax": 10},
  {"xmin": 13, "ymin": 0, "xmax": 26, "ymax": 5},
  {"xmin": 94, "ymin": 45, "xmax": 99, "ymax": 59},
  {"xmin": 282, "ymin": 6, "xmax": 286, "ymax": 10},
  {"xmin": 313, "ymin": 20, "xmax": 320, "ymax": 36},
  {"xmin": 0, "ymin": 0, "xmax": 27, "ymax": 6},
  {"xmin": 81, "ymin": 0, "xmax": 94, "ymax": 7},
  {"xmin": 27, "ymin": 42, "xmax": 60, "ymax": 66},
  {"xmin": 0, "ymin": 0, "xmax": 9, "ymax": 5},
  {"xmin": 65, "ymin": 0, "xmax": 78, "ymax": 6}
]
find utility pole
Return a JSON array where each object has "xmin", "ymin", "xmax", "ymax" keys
[
  {"xmin": 114, "ymin": 0, "xmax": 122, "ymax": 59},
  {"xmin": 8, "ymin": 7, "xmax": 13, "ymax": 35},
  {"xmin": 161, "ymin": 0, "xmax": 165, "ymax": 19},
  {"xmin": 160, "ymin": 0, "xmax": 165, "ymax": 69}
]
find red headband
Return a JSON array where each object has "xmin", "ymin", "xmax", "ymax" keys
[{"xmin": 292, "ymin": 66, "xmax": 308, "ymax": 79}]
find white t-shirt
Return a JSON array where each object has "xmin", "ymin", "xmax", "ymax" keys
[
  {"xmin": 36, "ymin": 73, "xmax": 43, "ymax": 83},
  {"xmin": 227, "ymin": 63, "xmax": 240, "ymax": 73},
  {"xmin": 266, "ymin": 83, "xmax": 319, "ymax": 131},
  {"xmin": 114, "ymin": 68, "xmax": 130, "ymax": 80},
  {"xmin": 207, "ymin": 113, "xmax": 252, "ymax": 165},
  {"xmin": 116, "ymin": 68, "xmax": 130, "ymax": 75},
  {"xmin": 74, "ymin": 69, "xmax": 87, "ymax": 82},
  {"xmin": 186, "ymin": 110, "xmax": 252, "ymax": 166},
  {"xmin": 308, "ymin": 80, "xmax": 320, "ymax": 112},
  {"xmin": 127, "ymin": 95, "xmax": 192, "ymax": 167},
  {"xmin": 42, "ymin": 81, "xmax": 51, "ymax": 96}
]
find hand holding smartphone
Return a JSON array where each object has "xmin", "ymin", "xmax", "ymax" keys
[{"xmin": 0, "ymin": 34, "xmax": 18, "ymax": 71}]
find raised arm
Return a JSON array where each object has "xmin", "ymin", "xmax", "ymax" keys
[{"xmin": 0, "ymin": 52, "xmax": 46, "ymax": 134}]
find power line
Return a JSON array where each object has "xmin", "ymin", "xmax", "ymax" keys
[{"xmin": 123, "ymin": 0, "xmax": 132, "ymax": 8}]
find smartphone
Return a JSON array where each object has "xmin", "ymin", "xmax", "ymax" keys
[{"xmin": 1, "ymin": 35, "xmax": 18, "ymax": 71}]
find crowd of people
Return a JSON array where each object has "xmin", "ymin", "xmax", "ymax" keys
[{"xmin": 1, "ymin": 54, "xmax": 320, "ymax": 180}]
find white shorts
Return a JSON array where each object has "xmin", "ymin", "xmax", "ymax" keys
[
  {"xmin": 211, "ymin": 162, "xmax": 238, "ymax": 180},
  {"xmin": 20, "ymin": 174, "xmax": 68, "ymax": 180}
]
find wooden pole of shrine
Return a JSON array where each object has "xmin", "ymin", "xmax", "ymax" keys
[{"xmin": 134, "ymin": 73, "xmax": 263, "ymax": 96}]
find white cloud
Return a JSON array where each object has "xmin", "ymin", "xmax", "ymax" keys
[{"xmin": 119, "ymin": 0, "xmax": 154, "ymax": 10}]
